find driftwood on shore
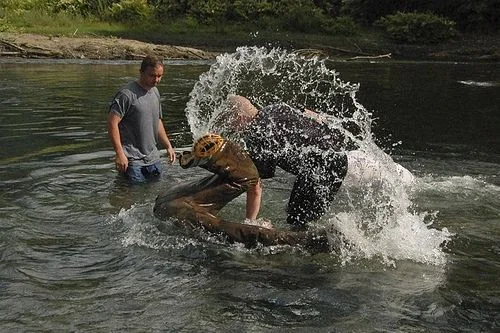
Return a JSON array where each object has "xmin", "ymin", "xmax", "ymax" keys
[
  {"xmin": 0, "ymin": 39, "xmax": 62, "ymax": 58},
  {"xmin": 295, "ymin": 46, "xmax": 392, "ymax": 61},
  {"xmin": 2, "ymin": 32, "xmax": 497, "ymax": 62},
  {"xmin": 346, "ymin": 53, "xmax": 392, "ymax": 61},
  {"xmin": 0, "ymin": 33, "xmax": 218, "ymax": 60}
]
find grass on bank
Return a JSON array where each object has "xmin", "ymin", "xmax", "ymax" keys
[
  {"xmin": 2, "ymin": 6, "xmax": 498, "ymax": 61},
  {"xmin": 0, "ymin": 8, "xmax": 389, "ymax": 55}
]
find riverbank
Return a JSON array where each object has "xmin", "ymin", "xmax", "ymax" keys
[
  {"xmin": 0, "ymin": 33, "xmax": 217, "ymax": 60},
  {"xmin": 0, "ymin": 31, "xmax": 498, "ymax": 62}
]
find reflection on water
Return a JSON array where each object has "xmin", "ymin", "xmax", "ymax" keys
[
  {"xmin": 332, "ymin": 60, "xmax": 500, "ymax": 157},
  {"xmin": 0, "ymin": 57, "xmax": 499, "ymax": 332}
]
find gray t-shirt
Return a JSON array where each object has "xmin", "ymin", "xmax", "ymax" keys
[{"xmin": 109, "ymin": 81, "xmax": 162, "ymax": 166}]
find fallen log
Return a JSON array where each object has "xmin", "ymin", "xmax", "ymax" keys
[
  {"xmin": 347, "ymin": 53, "xmax": 392, "ymax": 61},
  {"xmin": 0, "ymin": 39, "xmax": 25, "ymax": 52},
  {"xmin": 0, "ymin": 51, "xmax": 21, "ymax": 56}
]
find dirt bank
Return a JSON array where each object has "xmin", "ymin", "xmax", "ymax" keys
[
  {"xmin": 0, "ymin": 32, "xmax": 498, "ymax": 62},
  {"xmin": 0, "ymin": 33, "xmax": 218, "ymax": 60}
]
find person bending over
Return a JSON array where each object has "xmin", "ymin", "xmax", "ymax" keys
[{"xmin": 225, "ymin": 95, "xmax": 349, "ymax": 230}]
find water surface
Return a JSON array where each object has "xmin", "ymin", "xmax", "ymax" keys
[{"xmin": 0, "ymin": 56, "xmax": 498, "ymax": 332}]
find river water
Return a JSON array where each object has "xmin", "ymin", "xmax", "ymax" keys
[{"xmin": 0, "ymin": 50, "xmax": 498, "ymax": 332}]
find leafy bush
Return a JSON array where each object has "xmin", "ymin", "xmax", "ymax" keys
[
  {"xmin": 279, "ymin": 4, "xmax": 327, "ymax": 33},
  {"xmin": 150, "ymin": 0, "xmax": 189, "ymax": 20},
  {"xmin": 152, "ymin": 0, "xmax": 335, "ymax": 34},
  {"xmin": 185, "ymin": 0, "xmax": 229, "ymax": 24},
  {"xmin": 45, "ymin": 0, "xmax": 87, "ymax": 16},
  {"xmin": 226, "ymin": 0, "xmax": 274, "ymax": 22},
  {"xmin": 267, "ymin": 0, "xmax": 328, "ymax": 33},
  {"xmin": 107, "ymin": 0, "xmax": 152, "ymax": 23},
  {"xmin": 0, "ymin": 0, "xmax": 40, "ymax": 11},
  {"xmin": 323, "ymin": 15, "xmax": 360, "ymax": 35},
  {"xmin": 433, "ymin": 0, "xmax": 500, "ymax": 33},
  {"xmin": 15, "ymin": 0, "xmax": 117, "ymax": 18},
  {"xmin": 0, "ymin": 18, "xmax": 14, "ymax": 32},
  {"xmin": 313, "ymin": 0, "xmax": 343, "ymax": 17},
  {"xmin": 375, "ymin": 11, "xmax": 457, "ymax": 44},
  {"xmin": 341, "ymin": 0, "xmax": 398, "ymax": 25}
]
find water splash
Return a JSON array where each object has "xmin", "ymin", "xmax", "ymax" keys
[
  {"xmin": 109, "ymin": 204, "xmax": 203, "ymax": 251},
  {"xmin": 186, "ymin": 46, "xmax": 370, "ymax": 145},
  {"xmin": 185, "ymin": 46, "xmax": 452, "ymax": 265}
]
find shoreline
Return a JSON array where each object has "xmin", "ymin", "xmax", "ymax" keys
[
  {"xmin": 0, "ymin": 33, "xmax": 218, "ymax": 61},
  {"xmin": 0, "ymin": 32, "xmax": 499, "ymax": 62}
]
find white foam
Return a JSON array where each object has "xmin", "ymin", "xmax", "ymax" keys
[{"xmin": 184, "ymin": 46, "xmax": 452, "ymax": 265}]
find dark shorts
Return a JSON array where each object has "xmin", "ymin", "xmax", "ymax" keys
[
  {"xmin": 125, "ymin": 161, "xmax": 162, "ymax": 183},
  {"xmin": 286, "ymin": 151, "xmax": 348, "ymax": 227}
]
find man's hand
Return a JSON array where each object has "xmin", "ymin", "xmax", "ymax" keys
[
  {"xmin": 167, "ymin": 146, "xmax": 176, "ymax": 164},
  {"xmin": 115, "ymin": 152, "xmax": 128, "ymax": 173}
]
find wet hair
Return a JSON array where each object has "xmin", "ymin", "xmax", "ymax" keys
[{"xmin": 140, "ymin": 55, "xmax": 164, "ymax": 72}]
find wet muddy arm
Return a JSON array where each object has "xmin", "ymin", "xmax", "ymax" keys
[
  {"xmin": 203, "ymin": 141, "xmax": 260, "ymax": 189},
  {"xmin": 205, "ymin": 142, "xmax": 262, "ymax": 219}
]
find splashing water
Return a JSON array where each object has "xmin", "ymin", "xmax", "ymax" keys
[
  {"xmin": 110, "ymin": 204, "xmax": 205, "ymax": 252},
  {"xmin": 186, "ymin": 46, "xmax": 369, "ymax": 143},
  {"xmin": 185, "ymin": 46, "xmax": 452, "ymax": 265}
]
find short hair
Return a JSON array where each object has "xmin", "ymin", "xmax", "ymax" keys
[{"xmin": 140, "ymin": 55, "xmax": 164, "ymax": 72}]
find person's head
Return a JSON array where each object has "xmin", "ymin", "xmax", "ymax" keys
[
  {"xmin": 224, "ymin": 95, "xmax": 259, "ymax": 130},
  {"xmin": 138, "ymin": 55, "xmax": 164, "ymax": 90},
  {"xmin": 179, "ymin": 133, "xmax": 225, "ymax": 169}
]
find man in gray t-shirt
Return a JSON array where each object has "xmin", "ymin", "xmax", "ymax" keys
[{"xmin": 107, "ymin": 55, "xmax": 176, "ymax": 183}]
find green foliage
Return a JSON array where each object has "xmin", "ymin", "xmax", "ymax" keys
[
  {"xmin": 432, "ymin": 0, "xmax": 499, "ymax": 33},
  {"xmin": 3, "ymin": 8, "xmax": 87, "ymax": 32},
  {"xmin": 277, "ymin": 0, "xmax": 328, "ymax": 33},
  {"xmin": 152, "ymin": 0, "xmax": 342, "ymax": 34},
  {"xmin": 340, "ymin": 0, "xmax": 498, "ymax": 33},
  {"xmin": 229, "ymin": 0, "xmax": 274, "ymax": 21},
  {"xmin": 69, "ymin": 0, "xmax": 118, "ymax": 18},
  {"xmin": 151, "ymin": 0, "xmax": 275, "ymax": 25},
  {"xmin": 375, "ymin": 12, "xmax": 457, "ymax": 44},
  {"xmin": 0, "ymin": 0, "xmax": 118, "ymax": 18},
  {"xmin": 0, "ymin": 0, "xmax": 41, "ymax": 11},
  {"xmin": 0, "ymin": 0, "xmax": 49, "ymax": 20},
  {"xmin": 324, "ymin": 15, "xmax": 359, "ymax": 35},
  {"xmin": 45, "ymin": 0, "xmax": 84, "ymax": 15},
  {"xmin": 163, "ymin": 16, "xmax": 201, "ymax": 32},
  {"xmin": 185, "ymin": 0, "xmax": 228, "ymax": 23},
  {"xmin": 107, "ymin": 0, "xmax": 153, "ymax": 23},
  {"xmin": 0, "ymin": 0, "xmax": 124, "ymax": 34},
  {"xmin": 1, "ymin": 0, "xmax": 496, "ymax": 36},
  {"xmin": 341, "ymin": 0, "xmax": 399, "ymax": 25},
  {"xmin": 313, "ymin": 0, "xmax": 343, "ymax": 17},
  {"xmin": 0, "ymin": 17, "xmax": 14, "ymax": 32},
  {"xmin": 149, "ymin": 0, "xmax": 190, "ymax": 20}
]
